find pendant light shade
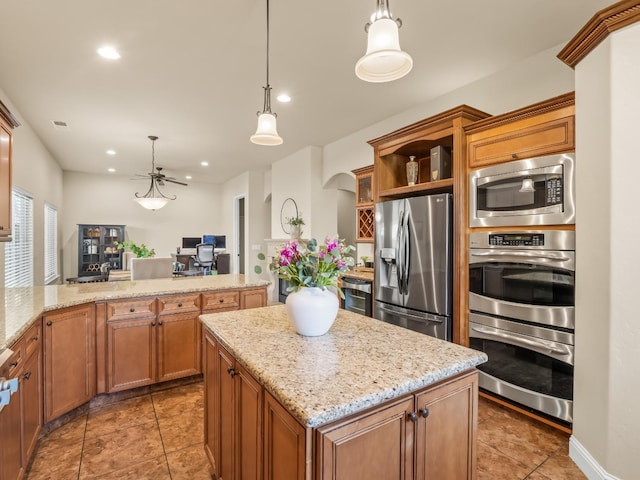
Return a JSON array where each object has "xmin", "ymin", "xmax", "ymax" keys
[
  {"xmin": 135, "ymin": 196, "xmax": 171, "ymax": 210},
  {"xmin": 356, "ymin": 0, "xmax": 413, "ymax": 83},
  {"xmin": 251, "ymin": 0, "xmax": 283, "ymax": 146}
]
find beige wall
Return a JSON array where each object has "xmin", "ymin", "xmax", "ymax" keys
[
  {"xmin": 0, "ymin": 88, "xmax": 64, "ymax": 285},
  {"xmin": 571, "ymin": 23, "xmax": 640, "ymax": 479},
  {"xmin": 62, "ymin": 171, "xmax": 222, "ymax": 279}
]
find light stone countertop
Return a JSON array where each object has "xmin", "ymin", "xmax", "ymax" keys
[
  {"xmin": 0, "ymin": 274, "xmax": 269, "ymax": 351},
  {"xmin": 200, "ymin": 305, "xmax": 487, "ymax": 428},
  {"xmin": 341, "ymin": 267, "xmax": 374, "ymax": 283}
]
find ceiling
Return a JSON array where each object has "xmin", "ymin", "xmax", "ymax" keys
[{"xmin": 0, "ymin": 0, "xmax": 609, "ymax": 185}]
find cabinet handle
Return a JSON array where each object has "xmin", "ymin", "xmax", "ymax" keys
[
  {"xmin": 407, "ymin": 412, "xmax": 418, "ymax": 422},
  {"xmin": 23, "ymin": 371, "xmax": 31, "ymax": 380},
  {"xmin": 151, "ymin": 321, "xmax": 156, "ymax": 327},
  {"xmin": 46, "ymin": 321, "xmax": 52, "ymax": 326},
  {"xmin": 9, "ymin": 361, "xmax": 18, "ymax": 368},
  {"xmin": 512, "ymin": 153, "xmax": 518, "ymax": 159},
  {"xmin": 31, "ymin": 336, "xmax": 39, "ymax": 342},
  {"xmin": 419, "ymin": 408, "xmax": 430, "ymax": 418},
  {"xmin": 129, "ymin": 308, "xmax": 135, "ymax": 313},
  {"xmin": 227, "ymin": 367, "xmax": 236, "ymax": 378},
  {"xmin": 177, "ymin": 303, "xmax": 183, "ymax": 307}
]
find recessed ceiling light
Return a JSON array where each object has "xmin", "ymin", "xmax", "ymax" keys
[
  {"xmin": 200, "ymin": 161, "xmax": 209, "ymax": 167},
  {"xmin": 97, "ymin": 46, "xmax": 120, "ymax": 60},
  {"xmin": 277, "ymin": 93, "xmax": 291, "ymax": 103},
  {"xmin": 185, "ymin": 175, "xmax": 192, "ymax": 180},
  {"xmin": 107, "ymin": 168, "xmax": 116, "ymax": 173},
  {"xmin": 106, "ymin": 149, "xmax": 116, "ymax": 156}
]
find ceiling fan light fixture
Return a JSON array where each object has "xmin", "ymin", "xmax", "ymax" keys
[
  {"xmin": 356, "ymin": 1, "xmax": 413, "ymax": 83},
  {"xmin": 134, "ymin": 135, "xmax": 186, "ymax": 210}
]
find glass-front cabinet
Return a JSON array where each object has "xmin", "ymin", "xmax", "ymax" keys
[
  {"xmin": 352, "ymin": 165, "xmax": 374, "ymax": 243},
  {"xmin": 77, "ymin": 224, "xmax": 125, "ymax": 275}
]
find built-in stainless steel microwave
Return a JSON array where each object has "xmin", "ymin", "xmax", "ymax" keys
[{"xmin": 469, "ymin": 153, "xmax": 575, "ymax": 227}]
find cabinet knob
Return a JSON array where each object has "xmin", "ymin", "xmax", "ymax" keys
[
  {"xmin": 407, "ymin": 412, "xmax": 418, "ymax": 422},
  {"xmin": 129, "ymin": 307, "xmax": 135, "ymax": 313},
  {"xmin": 9, "ymin": 361, "xmax": 18, "ymax": 368},
  {"xmin": 23, "ymin": 371, "xmax": 32, "ymax": 380},
  {"xmin": 227, "ymin": 367, "xmax": 236, "ymax": 378},
  {"xmin": 31, "ymin": 336, "xmax": 39, "ymax": 342},
  {"xmin": 151, "ymin": 321, "xmax": 156, "ymax": 327},
  {"xmin": 512, "ymin": 153, "xmax": 518, "ymax": 159},
  {"xmin": 177, "ymin": 303, "xmax": 183, "ymax": 307},
  {"xmin": 158, "ymin": 321, "xmax": 163, "ymax": 326},
  {"xmin": 419, "ymin": 408, "xmax": 430, "ymax": 418},
  {"xmin": 46, "ymin": 321, "xmax": 52, "ymax": 326},
  {"xmin": 219, "ymin": 298, "xmax": 224, "ymax": 303}
]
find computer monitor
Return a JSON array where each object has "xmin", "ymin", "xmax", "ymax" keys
[
  {"xmin": 203, "ymin": 234, "xmax": 226, "ymax": 251},
  {"xmin": 181, "ymin": 237, "xmax": 201, "ymax": 249}
]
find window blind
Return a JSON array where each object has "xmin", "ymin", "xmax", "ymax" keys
[
  {"xmin": 5, "ymin": 189, "xmax": 34, "ymax": 287},
  {"xmin": 44, "ymin": 202, "xmax": 59, "ymax": 284}
]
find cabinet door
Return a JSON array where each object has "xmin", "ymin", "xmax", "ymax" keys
[
  {"xmin": 263, "ymin": 392, "xmax": 307, "ymax": 480},
  {"xmin": 0, "ymin": 122, "xmax": 11, "ymax": 239},
  {"xmin": 215, "ymin": 344, "xmax": 236, "ymax": 480},
  {"xmin": 43, "ymin": 304, "xmax": 96, "ymax": 422},
  {"xmin": 106, "ymin": 318, "xmax": 156, "ymax": 392},
  {"xmin": 240, "ymin": 288, "xmax": 267, "ymax": 310},
  {"xmin": 157, "ymin": 312, "xmax": 201, "ymax": 382},
  {"xmin": 204, "ymin": 332, "xmax": 217, "ymax": 470},
  {"xmin": 21, "ymin": 345, "xmax": 42, "ymax": 465},
  {"xmin": 236, "ymin": 363, "xmax": 262, "ymax": 480},
  {"xmin": 414, "ymin": 371, "xmax": 478, "ymax": 480},
  {"xmin": 316, "ymin": 396, "xmax": 414, "ymax": 480}
]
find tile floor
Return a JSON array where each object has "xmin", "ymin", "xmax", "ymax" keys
[{"xmin": 24, "ymin": 382, "xmax": 585, "ymax": 479}]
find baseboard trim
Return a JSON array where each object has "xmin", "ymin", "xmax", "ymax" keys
[{"xmin": 569, "ymin": 436, "xmax": 621, "ymax": 480}]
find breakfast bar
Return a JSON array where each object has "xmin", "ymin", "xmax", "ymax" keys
[{"xmin": 201, "ymin": 305, "xmax": 487, "ymax": 479}]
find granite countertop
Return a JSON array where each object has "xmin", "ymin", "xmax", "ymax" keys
[
  {"xmin": 200, "ymin": 305, "xmax": 487, "ymax": 428},
  {"xmin": 341, "ymin": 267, "xmax": 374, "ymax": 283},
  {"xmin": 0, "ymin": 274, "xmax": 269, "ymax": 351}
]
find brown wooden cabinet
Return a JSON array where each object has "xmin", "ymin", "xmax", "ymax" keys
[
  {"xmin": 205, "ymin": 334, "xmax": 262, "ymax": 480},
  {"xmin": 201, "ymin": 290, "xmax": 240, "ymax": 313},
  {"xmin": 241, "ymin": 287, "xmax": 268, "ymax": 310},
  {"xmin": 0, "ymin": 376, "xmax": 22, "ymax": 480},
  {"xmin": 43, "ymin": 303, "xmax": 95, "ymax": 423},
  {"xmin": 466, "ymin": 92, "xmax": 575, "ymax": 169},
  {"xmin": 353, "ymin": 165, "xmax": 375, "ymax": 243},
  {"xmin": 0, "ymin": 100, "xmax": 19, "ymax": 242},
  {"xmin": 105, "ymin": 295, "xmax": 202, "ymax": 392}
]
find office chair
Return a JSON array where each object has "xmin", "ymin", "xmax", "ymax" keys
[{"xmin": 192, "ymin": 243, "xmax": 215, "ymax": 274}]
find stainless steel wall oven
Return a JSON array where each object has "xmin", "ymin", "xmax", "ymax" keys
[
  {"xmin": 469, "ymin": 230, "xmax": 575, "ymax": 424},
  {"xmin": 341, "ymin": 277, "xmax": 373, "ymax": 317}
]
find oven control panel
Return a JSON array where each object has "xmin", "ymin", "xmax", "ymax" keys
[{"xmin": 488, "ymin": 233, "xmax": 545, "ymax": 247}]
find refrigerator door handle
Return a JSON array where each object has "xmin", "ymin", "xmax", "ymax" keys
[
  {"xmin": 403, "ymin": 210, "xmax": 410, "ymax": 294},
  {"xmin": 396, "ymin": 210, "xmax": 404, "ymax": 294}
]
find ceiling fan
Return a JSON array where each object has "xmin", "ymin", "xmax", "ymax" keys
[{"xmin": 134, "ymin": 135, "xmax": 187, "ymax": 210}]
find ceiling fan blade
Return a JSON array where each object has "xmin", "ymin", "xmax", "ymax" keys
[{"xmin": 164, "ymin": 178, "xmax": 188, "ymax": 186}]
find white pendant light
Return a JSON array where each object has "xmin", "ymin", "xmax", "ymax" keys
[
  {"xmin": 356, "ymin": 0, "xmax": 413, "ymax": 83},
  {"xmin": 251, "ymin": 0, "xmax": 283, "ymax": 146},
  {"xmin": 135, "ymin": 196, "xmax": 171, "ymax": 210}
]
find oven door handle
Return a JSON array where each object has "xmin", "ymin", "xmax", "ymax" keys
[
  {"xmin": 471, "ymin": 325, "xmax": 570, "ymax": 358},
  {"xmin": 470, "ymin": 251, "xmax": 571, "ymax": 262}
]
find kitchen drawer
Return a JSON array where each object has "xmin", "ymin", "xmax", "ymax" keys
[
  {"xmin": 158, "ymin": 293, "xmax": 201, "ymax": 316},
  {"xmin": 23, "ymin": 322, "xmax": 42, "ymax": 360},
  {"xmin": 106, "ymin": 297, "xmax": 157, "ymax": 322},
  {"xmin": 201, "ymin": 290, "xmax": 240, "ymax": 312},
  {"xmin": 3, "ymin": 344, "xmax": 23, "ymax": 378}
]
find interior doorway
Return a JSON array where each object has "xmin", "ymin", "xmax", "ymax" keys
[{"xmin": 235, "ymin": 196, "xmax": 245, "ymax": 274}]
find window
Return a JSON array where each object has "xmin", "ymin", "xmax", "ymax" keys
[
  {"xmin": 44, "ymin": 202, "xmax": 59, "ymax": 284},
  {"xmin": 5, "ymin": 189, "xmax": 34, "ymax": 287}
]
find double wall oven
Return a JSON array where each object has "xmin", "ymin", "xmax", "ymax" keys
[{"xmin": 469, "ymin": 230, "xmax": 575, "ymax": 424}]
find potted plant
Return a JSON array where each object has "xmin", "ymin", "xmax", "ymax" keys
[
  {"xmin": 286, "ymin": 215, "xmax": 305, "ymax": 239},
  {"xmin": 115, "ymin": 241, "xmax": 156, "ymax": 258},
  {"xmin": 268, "ymin": 236, "xmax": 355, "ymax": 336}
]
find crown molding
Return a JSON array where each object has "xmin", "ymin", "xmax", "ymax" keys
[{"xmin": 558, "ymin": 1, "xmax": 640, "ymax": 68}]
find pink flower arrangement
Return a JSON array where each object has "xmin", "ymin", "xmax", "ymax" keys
[{"xmin": 269, "ymin": 236, "xmax": 355, "ymax": 297}]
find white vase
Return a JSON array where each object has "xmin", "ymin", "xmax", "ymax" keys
[
  {"xmin": 285, "ymin": 287, "xmax": 339, "ymax": 336},
  {"xmin": 290, "ymin": 224, "xmax": 302, "ymax": 239}
]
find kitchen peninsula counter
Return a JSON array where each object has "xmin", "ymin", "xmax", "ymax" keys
[
  {"xmin": 0, "ymin": 274, "xmax": 269, "ymax": 351},
  {"xmin": 201, "ymin": 305, "xmax": 487, "ymax": 478}
]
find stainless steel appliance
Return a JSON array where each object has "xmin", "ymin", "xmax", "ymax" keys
[
  {"xmin": 374, "ymin": 193, "xmax": 452, "ymax": 341},
  {"xmin": 469, "ymin": 153, "xmax": 575, "ymax": 227},
  {"xmin": 341, "ymin": 277, "xmax": 372, "ymax": 317},
  {"xmin": 468, "ymin": 230, "xmax": 575, "ymax": 423}
]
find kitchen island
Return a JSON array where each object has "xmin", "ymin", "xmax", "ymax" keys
[{"xmin": 201, "ymin": 305, "xmax": 487, "ymax": 480}]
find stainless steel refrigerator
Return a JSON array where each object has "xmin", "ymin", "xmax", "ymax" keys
[{"xmin": 374, "ymin": 193, "xmax": 453, "ymax": 341}]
